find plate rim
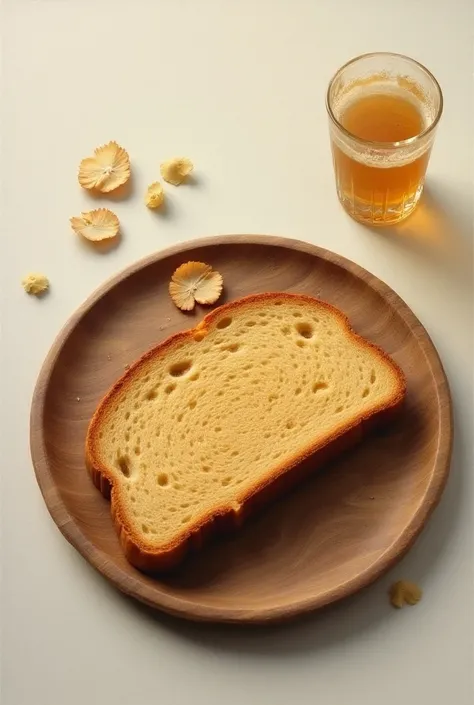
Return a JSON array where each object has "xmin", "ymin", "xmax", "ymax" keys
[{"xmin": 30, "ymin": 234, "xmax": 453, "ymax": 623}]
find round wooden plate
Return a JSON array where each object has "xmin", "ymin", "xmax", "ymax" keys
[{"xmin": 31, "ymin": 235, "xmax": 452, "ymax": 624}]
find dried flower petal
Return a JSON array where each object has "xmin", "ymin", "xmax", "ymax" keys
[
  {"xmin": 389, "ymin": 580, "xmax": 423, "ymax": 609},
  {"xmin": 145, "ymin": 181, "xmax": 165, "ymax": 209},
  {"xmin": 70, "ymin": 208, "xmax": 119, "ymax": 242},
  {"xmin": 169, "ymin": 261, "xmax": 223, "ymax": 311},
  {"xmin": 22, "ymin": 273, "xmax": 49, "ymax": 296},
  {"xmin": 78, "ymin": 141, "xmax": 130, "ymax": 193},
  {"xmin": 160, "ymin": 157, "xmax": 193, "ymax": 186}
]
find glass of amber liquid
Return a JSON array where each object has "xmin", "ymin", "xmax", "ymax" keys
[{"xmin": 327, "ymin": 53, "xmax": 443, "ymax": 225}]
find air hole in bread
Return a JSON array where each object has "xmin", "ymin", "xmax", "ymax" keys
[
  {"xmin": 312, "ymin": 382, "xmax": 328, "ymax": 393},
  {"xmin": 169, "ymin": 360, "xmax": 192, "ymax": 377},
  {"xmin": 370, "ymin": 370, "xmax": 376, "ymax": 384},
  {"xmin": 177, "ymin": 413, "xmax": 183, "ymax": 422},
  {"xmin": 165, "ymin": 383, "xmax": 176, "ymax": 394},
  {"xmin": 181, "ymin": 502, "xmax": 190, "ymax": 509},
  {"xmin": 293, "ymin": 311, "xmax": 302, "ymax": 318},
  {"xmin": 274, "ymin": 301, "xmax": 283, "ymax": 306},
  {"xmin": 296, "ymin": 340, "xmax": 305, "ymax": 348},
  {"xmin": 130, "ymin": 495, "xmax": 136, "ymax": 503},
  {"xmin": 157, "ymin": 472, "xmax": 169, "ymax": 487},
  {"xmin": 216, "ymin": 317, "xmax": 232, "ymax": 329},
  {"xmin": 231, "ymin": 450, "xmax": 239, "ymax": 457},
  {"xmin": 181, "ymin": 515, "xmax": 192, "ymax": 524},
  {"xmin": 286, "ymin": 420, "xmax": 295, "ymax": 429},
  {"xmin": 188, "ymin": 400, "xmax": 197, "ymax": 409},
  {"xmin": 190, "ymin": 372, "xmax": 200, "ymax": 381},
  {"xmin": 215, "ymin": 427, "xmax": 222, "ymax": 433},
  {"xmin": 295, "ymin": 388, "xmax": 302, "ymax": 396},
  {"xmin": 222, "ymin": 476, "xmax": 232, "ymax": 486},
  {"xmin": 336, "ymin": 405, "xmax": 343, "ymax": 413},
  {"xmin": 124, "ymin": 432, "xmax": 130, "ymax": 442},
  {"xmin": 362, "ymin": 388, "xmax": 370, "ymax": 398},
  {"xmin": 142, "ymin": 524, "xmax": 149, "ymax": 533},
  {"xmin": 296, "ymin": 322, "xmax": 314, "ymax": 339},
  {"xmin": 125, "ymin": 411, "xmax": 130, "ymax": 420},
  {"xmin": 145, "ymin": 387, "xmax": 158, "ymax": 400},
  {"xmin": 116, "ymin": 454, "xmax": 131, "ymax": 478},
  {"xmin": 245, "ymin": 320, "xmax": 256, "ymax": 327},
  {"xmin": 202, "ymin": 465, "xmax": 210, "ymax": 473},
  {"xmin": 224, "ymin": 343, "xmax": 240, "ymax": 353}
]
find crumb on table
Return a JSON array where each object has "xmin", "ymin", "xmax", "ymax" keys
[{"xmin": 22, "ymin": 273, "xmax": 50, "ymax": 296}]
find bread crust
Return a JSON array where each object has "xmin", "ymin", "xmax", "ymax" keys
[{"xmin": 85, "ymin": 293, "xmax": 406, "ymax": 573}]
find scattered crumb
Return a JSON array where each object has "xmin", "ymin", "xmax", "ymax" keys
[
  {"xmin": 169, "ymin": 261, "xmax": 223, "ymax": 311},
  {"xmin": 76, "ymin": 397, "xmax": 80, "ymax": 402},
  {"xmin": 369, "ymin": 496, "xmax": 375, "ymax": 500},
  {"xmin": 70, "ymin": 209, "xmax": 119, "ymax": 242},
  {"xmin": 22, "ymin": 273, "xmax": 50, "ymax": 296},
  {"xmin": 389, "ymin": 580, "xmax": 423, "ymax": 609},
  {"xmin": 124, "ymin": 364, "xmax": 130, "ymax": 370},
  {"xmin": 145, "ymin": 181, "xmax": 165, "ymax": 209},
  {"xmin": 78, "ymin": 141, "xmax": 130, "ymax": 193},
  {"xmin": 107, "ymin": 354, "xmax": 112, "ymax": 361},
  {"xmin": 160, "ymin": 157, "xmax": 193, "ymax": 186}
]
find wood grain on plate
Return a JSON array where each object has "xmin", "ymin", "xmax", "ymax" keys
[{"xmin": 30, "ymin": 235, "xmax": 452, "ymax": 623}]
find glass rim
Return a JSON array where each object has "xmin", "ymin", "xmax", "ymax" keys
[{"xmin": 326, "ymin": 52, "xmax": 444, "ymax": 149}]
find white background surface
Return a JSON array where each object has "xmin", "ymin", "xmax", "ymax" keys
[{"xmin": 1, "ymin": 1, "xmax": 473, "ymax": 704}]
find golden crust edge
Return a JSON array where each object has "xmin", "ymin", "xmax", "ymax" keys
[{"xmin": 85, "ymin": 292, "xmax": 407, "ymax": 573}]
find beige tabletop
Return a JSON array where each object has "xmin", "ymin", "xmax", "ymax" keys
[{"xmin": 1, "ymin": 1, "xmax": 473, "ymax": 704}]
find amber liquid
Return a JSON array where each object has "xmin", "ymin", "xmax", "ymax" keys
[{"xmin": 332, "ymin": 91, "xmax": 430, "ymax": 224}]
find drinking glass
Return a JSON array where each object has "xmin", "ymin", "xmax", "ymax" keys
[{"xmin": 326, "ymin": 53, "xmax": 443, "ymax": 225}]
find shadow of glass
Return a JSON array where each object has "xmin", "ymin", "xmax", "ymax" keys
[{"xmin": 364, "ymin": 180, "xmax": 472, "ymax": 289}]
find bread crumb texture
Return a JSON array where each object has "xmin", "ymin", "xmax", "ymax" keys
[
  {"xmin": 22, "ymin": 273, "xmax": 49, "ymax": 296},
  {"xmin": 87, "ymin": 294, "xmax": 405, "ymax": 563},
  {"xmin": 145, "ymin": 182, "xmax": 165, "ymax": 209},
  {"xmin": 389, "ymin": 580, "xmax": 423, "ymax": 608},
  {"xmin": 78, "ymin": 141, "xmax": 130, "ymax": 193},
  {"xmin": 160, "ymin": 157, "xmax": 193, "ymax": 186},
  {"xmin": 70, "ymin": 209, "xmax": 119, "ymax": 242},
  {"xmin": 169, "ymin": 261, "xmax": 223, "ymax": 311}
]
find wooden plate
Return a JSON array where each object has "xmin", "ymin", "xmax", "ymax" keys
[{"xmin": 31, "ymin": 235, "xmax": 452, "ymax": 624}]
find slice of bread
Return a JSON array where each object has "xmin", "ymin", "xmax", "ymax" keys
[{"xmin": 86, "ymin": 293, "xmax": 405, "ymax": 572}]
